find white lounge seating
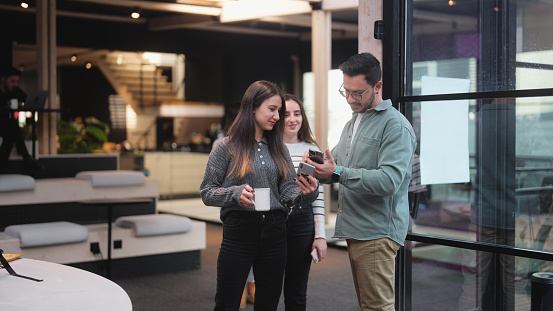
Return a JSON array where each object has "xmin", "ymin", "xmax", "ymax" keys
[
  {"xmin": 4, "ymin": 221, "xmax": 88, "ymax": 248},
  {"xmin": 115, "ymin": 214, "xmax": 192, "ymax": 237},
  {"xmin": 107, "ymin": 214, "xmax": 205, "ymax": 260},
  {"xmin": 76, "ymin": 170, "xmax": 145, "ymax": 187},
  {"xmin": 0, "ymin": 174, "xmax": 34, "ymax": 192}
]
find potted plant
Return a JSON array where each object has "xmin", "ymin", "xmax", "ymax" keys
[{"xmin": 57, "ymin": 116, "xmax": 109, "ymax": 154}]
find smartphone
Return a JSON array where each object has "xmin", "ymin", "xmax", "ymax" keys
[
  {"xmin": 311, "ymin": 249, "xmax": 319, "ymax": 263},
  {"xmin": 297, "ymin": 161, "xmax": 315, "ymax": 178},
  {"xmin": 308, "ymin": 149, "xmax": 324, "ymax": 164}
]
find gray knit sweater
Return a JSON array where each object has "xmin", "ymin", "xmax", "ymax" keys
[{"xmin": 200, "ymin": 137, "xmax": 319, "ymax": 221}]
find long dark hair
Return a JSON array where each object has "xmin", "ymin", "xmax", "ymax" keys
[
  {"xmin": 222, "ymin": 101, "xmax": 241, "ymax": 135},
  {"xmin": 283, "ymin": 94, "xmax": 320, "ymax": 149},
  {"xmin": 227, "ymin": 80, "xmax": 292, "ymax": 179}
]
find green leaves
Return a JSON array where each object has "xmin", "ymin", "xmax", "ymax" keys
[
  {"xmin": 57, "ymin": 117, "xmax": 110, "ymax": 154},
  {"xmin": 85, "ymin": 125, "xmax": 108, "ymax": 142}
]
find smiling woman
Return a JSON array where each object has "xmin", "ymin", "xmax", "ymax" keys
[
  {"xmin": 253, "ymin": 94, "xmax": 282, "ymax": 140},
  {"xmin": 199, "ymin": 80, "xmax": 319, "ymax": 310},
  {"xmin": 282, "ymin": 93, "xmax": 327, "ymax": 310}
]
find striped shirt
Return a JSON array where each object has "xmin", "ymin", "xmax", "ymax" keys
[{"xmin": 285, "ymin": 142, "xmax": 326, "ymax": 239}]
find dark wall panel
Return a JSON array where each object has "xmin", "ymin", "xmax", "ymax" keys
[
  {"xmin": 59, "ymin": 66, "xmax": 115, "ymax": 128},
  {"xmin": 1, "ymin": 8, "xmax": 357, "ymax": 113}
]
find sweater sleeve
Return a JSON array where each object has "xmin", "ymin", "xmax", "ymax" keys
[{"xmin": 199, "ymin": 140, "xmax": 250, "ymax": 209}]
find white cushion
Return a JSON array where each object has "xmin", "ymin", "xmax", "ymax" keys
[
  {"xmin": 75, "ymin": 170, "xmax": 145, "ymax": 187},
  {"xmin": 5, "ymin": 221, "xmax": 88, "ymax": 248},
  {"xmin": 0, "ymin": 174, "xmax": 35, "ymax": 192},
  {"xmin": 115, "ymin": 214, "xmax": 192, "ymax": 237}
]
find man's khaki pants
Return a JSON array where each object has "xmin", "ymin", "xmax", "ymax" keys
[{"xmin": 347, "ymin": 238, "xmax": 400, "ymax": 311}]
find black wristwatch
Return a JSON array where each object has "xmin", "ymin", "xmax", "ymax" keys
[{"xmin": 332, "ymin": 166, "xmax": 340, "ymax": 182}]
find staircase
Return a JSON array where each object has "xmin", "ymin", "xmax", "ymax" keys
[
  {"xmin": 78, "ymin": 50, "xmax": 224, "ymax": 150},
  {"xmin": 96, "ymin": 51, "xmax": 183, "ymax": 112}
]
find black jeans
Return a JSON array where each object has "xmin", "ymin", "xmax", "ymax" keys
[
  {"xmin": 215, "ymin": 210, "xmax": 287, "ymax": 311},
  {"xmin": 284, "ymin": 205, "xmax": 315, "ymax": 311},
  {"xmin": 0, "ymin": 117, "xmax": 30, "ymax": 168}
]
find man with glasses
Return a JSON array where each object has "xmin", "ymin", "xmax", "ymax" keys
[{"xmin": 305, "ymin": 53, "xmax": 416, "ymax": 310}]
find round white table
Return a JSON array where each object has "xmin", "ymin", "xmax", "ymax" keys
[{"xmin": 0, "ymin": 258, "xmax": 132, "ymax": 311}]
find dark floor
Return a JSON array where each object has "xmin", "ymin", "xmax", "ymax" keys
[
  {"xmin": 114, "ymin": 222, "xmax": 359, "ymax": 311},
  {"xmin": 112, "ymin": 222, "xmax": 534, "ymax": 311}
]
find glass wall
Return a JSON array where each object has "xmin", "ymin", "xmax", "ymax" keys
[
  {"xmin": 406, "ymin": 96, "xmax": 553, "ymax": 310},
  {"xmin": 405, "ymin": 0, "xmax": 553, "ymax": 95},
  {"xmin": 399, "ymin": 1, "xmax": 553, "ymax": 310},
  {"xmin": 408, "ymin": 245, "xmax": 534, "ymax": 310}
]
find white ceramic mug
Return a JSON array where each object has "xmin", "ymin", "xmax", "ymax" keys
[
  {"xmin": 253, "ymin": 188, "xmax": 270, "ymax": 211},
  {"xmin": 9, "ymin": 98, "xmax": 18, "ymax": 110}
]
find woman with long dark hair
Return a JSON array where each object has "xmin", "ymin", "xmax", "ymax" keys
[
  {"xmin": 200, "ymin": 80, "xmax": 319, "ymax": 311},
  {"xmin": 282, "ymin": 94, "xmax": 327, "ymax": 310}
]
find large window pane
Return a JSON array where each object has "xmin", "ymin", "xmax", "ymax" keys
[
  {"xmin": 406, "ymin": 0, "xmax": 553, "ymax": 95},
  {"xmin": 408, "ymin": 96, "xmax": 553, "ymax": 259},
  {"xmin": 410, "ymin": 245, "xmax": 532, "ymax": 310}
]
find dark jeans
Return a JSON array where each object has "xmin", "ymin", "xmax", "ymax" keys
[
  {"xmin": 0, "ymin": 117, "xmax": 30, "ymax": 169},
  {"xmin": 215, "ymin": 210, "xmax": 287, "ymax": 311},
  {"xmin": 284, "ymin": 205, "xmax": 315, "ymax": 311}
]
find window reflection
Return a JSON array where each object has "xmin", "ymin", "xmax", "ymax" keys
[
  {"xmin": 407, "ymin": 0, "xmax": 553, "ymax": 94},
  {"xmin": 403, "ymin": 1, "xmax": 553, "ymax": 310},
  {"xmin": 406, "ymin": 95, "xmax": 553, "ymax": 310}
]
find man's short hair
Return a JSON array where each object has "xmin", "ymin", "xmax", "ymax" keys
[
  {"xmin": 339, "ymin": 53, "xmax": 381, "ymax": 86},
  {"xmin": 0, "ymin": 67, "xmax": 22, "ymax": 79}
]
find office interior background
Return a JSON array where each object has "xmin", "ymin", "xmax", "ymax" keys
[{"xmin": 2, "ymin": 0, "xmax": 553, "ymax": 310}]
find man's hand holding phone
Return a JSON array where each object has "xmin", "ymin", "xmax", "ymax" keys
[
  {"xmin": 308, "ymin": 149, "xmax": 324, "ymax": 164},
  {"xmin": 303, "ymin": 148, "xmax": 337, "ymax": 180}
]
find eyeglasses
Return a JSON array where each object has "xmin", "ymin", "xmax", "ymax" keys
[{"xmin": 338, "ymin": 84, "xmax": 372, "ymax": 101}]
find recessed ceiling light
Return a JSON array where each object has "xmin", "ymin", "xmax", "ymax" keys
[{"xmin": 131, "ymin": 7, "xmax": 141, "ymax": 19}]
